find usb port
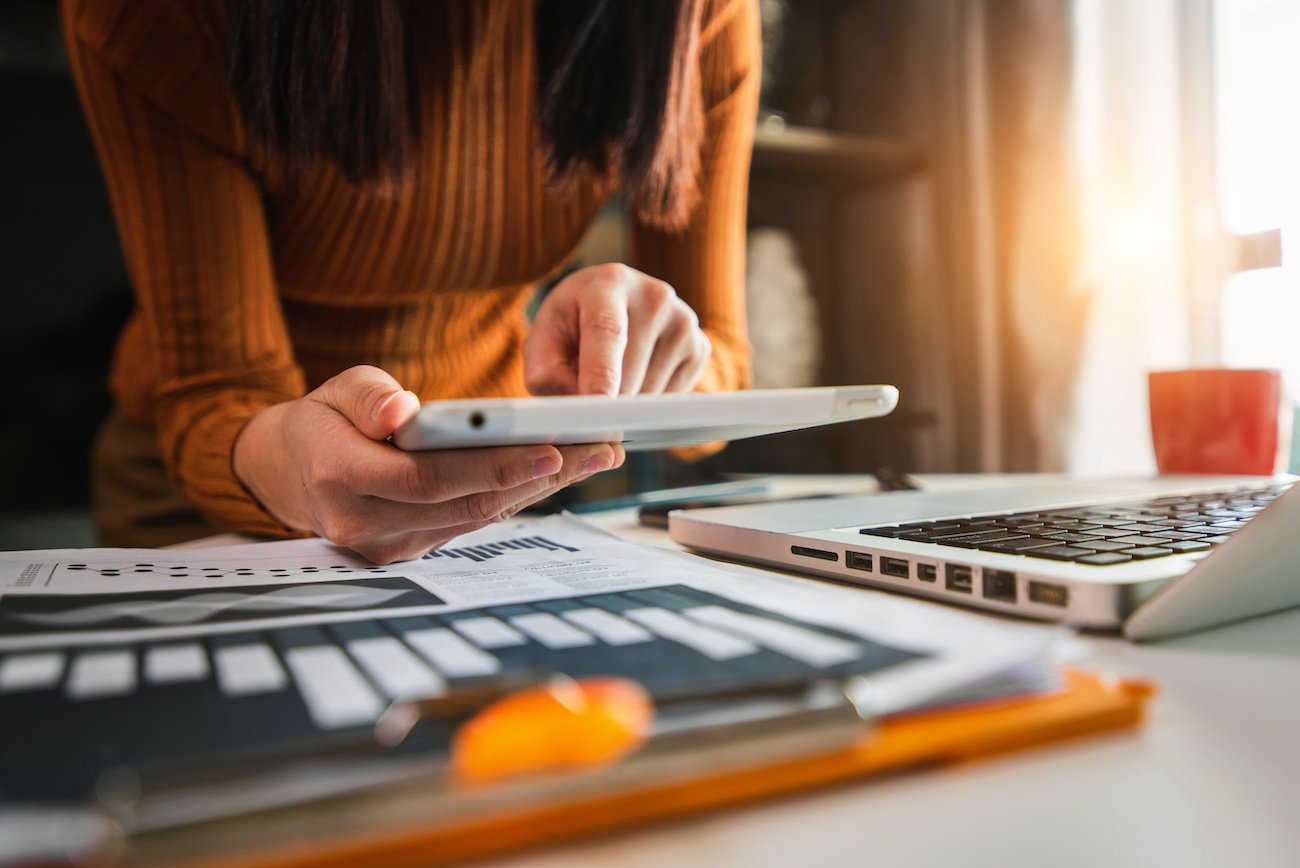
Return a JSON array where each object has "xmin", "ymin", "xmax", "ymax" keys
[
  {"xmin": 945, "ymin": 564, "xmax": 973, "ymax": 594},
  {"xmin": 983, "ymin": 569, "xmax": 1017, "ymax": 602},
  {"xmin": 1028, "ymin": 581, "xmax": 1069, "ymax": 607},
  {"xmin": 846, "ymin": 551, "xmax": 873, "ymax": 572},
  {"xmin": 881, "ymin": 557, "xmax": 910, "ymax": 578},
  {"xmin": 791, "ymin": 545, "xmax": 837, "ymax": 562},
  {"xmin": 917, "ymin": 563, "xmax": 937, "ymax": 582}
]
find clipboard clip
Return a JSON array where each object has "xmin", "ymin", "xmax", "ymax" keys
[{"xmin": 379, "ymin": 672, "xmax": 877, "ymax": 785}]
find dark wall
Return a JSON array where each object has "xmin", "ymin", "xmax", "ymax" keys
[{"xmin": 0, "ymin": 1, "xmax": 132, "ymax": 514}]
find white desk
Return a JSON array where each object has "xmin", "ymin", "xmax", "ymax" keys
[{"xmin": 482, "ymin": 480, "xmax": 1300, "ymax": 868}]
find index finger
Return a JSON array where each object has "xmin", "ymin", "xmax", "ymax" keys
[{"xmin": 576, "ymin": 296, "xmax": 629, "ymax": 397}]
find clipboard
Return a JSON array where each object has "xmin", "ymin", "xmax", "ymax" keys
[{"xmin": 136, "ymin": 669, "xmax": 1151, "ymax": 868}]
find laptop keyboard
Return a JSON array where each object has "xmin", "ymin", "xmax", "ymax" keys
[{"xmin": 858, "ymin": 483, "xmax": 1290, "ymax": 565}]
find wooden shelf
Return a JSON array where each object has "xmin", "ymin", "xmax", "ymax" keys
[{"xmin": 751, "ymin": 125, "xmax": 924, "ymax": 188}]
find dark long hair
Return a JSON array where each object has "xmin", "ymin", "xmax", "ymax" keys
[{"xmin": 229, "ymin": 0, "xmax": 706, "ymax": 227}]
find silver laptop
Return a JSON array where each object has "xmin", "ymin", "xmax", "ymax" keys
[{"xmin": 668, "ymin": 475, "xmax": 1300, "ymax": 640}]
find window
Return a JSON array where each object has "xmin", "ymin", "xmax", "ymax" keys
[{"xmin": 1215, "ymin": 0, "xmax": 1300, "ymax": 421}]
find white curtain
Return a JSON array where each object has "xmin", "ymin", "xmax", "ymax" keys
[{"xmin": 1066, "ymin": 0, "xmax": 1202, "ymax": 475}]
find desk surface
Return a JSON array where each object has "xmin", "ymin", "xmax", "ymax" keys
[{"xmin": 479, "ymin": 478, "xmax": 1300, "ymax": 868}]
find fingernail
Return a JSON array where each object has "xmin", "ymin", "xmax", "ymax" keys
[
  {"xmin": 374, "ymin": 390, "xmax": 417, "ymax": 421},
  {"xmin": 532, "ymin": 455, "xmax": 562, "ymax": 479},
  {"xmin": 582, "ymin": 453, "xmax": 611, "ymax": 475}
]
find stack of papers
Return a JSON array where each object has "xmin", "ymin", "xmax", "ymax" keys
[{"xmin": 0, "ymin": 515, "xmax": 1067, "ymax": 855}]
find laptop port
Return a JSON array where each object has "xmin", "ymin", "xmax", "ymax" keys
[
  {"xmin": 791, "ymin": 545, "xmax": 838, "ymax": 562},
  {"xmin": 917, "ymin": 563, "xmax": 937, "ymax": 582},
  {"xmin": 945, "ymin": 564, "xmax": 973, "ymax": 594},
  {"xmin": 983, "ymin": 570, "xmax": 1017, "ymax": 602},
  {"xmin": 881, "ymin": 557, "xmax": 910, "ymax": 578},
  {"xmin": 1028, "ymin": 581, "xmax": 1069, "ymax": 607},
  {"xmin": 846, "ymin": 551, "xmax": 873, "ymax": 572}
]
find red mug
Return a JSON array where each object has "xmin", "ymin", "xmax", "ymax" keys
[{"xmin": 1148, "ymin": 368, "xmax": 1286, "ymax": 475}]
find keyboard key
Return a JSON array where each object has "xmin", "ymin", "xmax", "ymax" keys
[
  {"xmin": 66, "ymin": 649, "xmax": 136, "ymax": 700},
  {"xmin": 1074, "ymin": 539, "xmax": 1135, "ymax": 552},
  {"xmin": 0, "ymin": 652, "xmax": 65, "ymax": 693},
  {"xmin": 283, "ymin": 645, "xmax": 385, "ymax": 729},
  {"xmin": 213, "ymin": 643, "xmax": 288, "ymax": 696},
  {"xmin": 508, "ymin": 613, "xmax": 595, "ymax": 649},
  {"xmin": 1148, "ymin": 496, "xmax": 1189, "ymax": 506},
  {"xmin": 978, "ymin": 537, "xmax": 1059, "ymax": 552},
  {"xmin": 1042, "ymin": 532, "xmax": 1104, "ymax": 544},
  {"xmin": 346, "ymin": 636, "xmax": 445, "ymax": 700},
  {"xmin": 685, "ymin": 605, "xmax": 863, "ymax": 668},
  {"xmin": 1022, "ymin": 545, "xmax": 1096, "ymax": 562},
  {"xmin": 1077, "ymin": 552, "xmax": 1133, "ymax": 565},
  {"xmin": 930, "ymin": 522, "xmax": 1008, "ymax": 535},
  {"xmin": 1114, "ymin": 523, "xmax": 1165, "ymax": 533},
  {"xmin": 897, "ymin": 521, "xmax": 961, "ymax": 532},
  {"xmin": 942, "ymin": 532, "xmax": 1032, "ymax": 548},
  {"xmin": 143, "ymin": 643, "xmax": 208, "ymax": 685},
  {"xmin": 861, "ymin": 524, "xmax": 957, "ymax": 538},
  {"xmin": 624, "ymin": 607, "xmax": 759, "ymax": 660},
  {"xmin": 1120, "ymin": 546, "xmax": 1176, "ymax": 560},
  {"xmin": 1202, "ymin": 535, "xmax": 1233, "ymax": 544},
  {"xmin": 1174, "ymin": 524, "xmax": 1226, "ymax": 535},
  {"xmin": 1042, "ymin": 519, "xmax": 1100, "ymax": 530},
  {"xmin": 1112, "ymin": 535, "xmax": 1172, "ymax": 546},
  {"xmin": 560, "ymin": 608, "xmax": 654, "ymax": 645},
  {"xmin": 1161, "ymin": 540, "xmax": 1212, "ymax": 553},
  {"xmin": 1150, "ymin": 530, "xmax": 1209, "ymax": 541}
]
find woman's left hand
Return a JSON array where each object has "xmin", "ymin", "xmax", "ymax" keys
[{"xmin": 523, "ymin": 263, "xmax": 712, "ymax": 397}]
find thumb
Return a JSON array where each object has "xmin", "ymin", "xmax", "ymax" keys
[{"xmin": 314, "ymin": 365, "xmax": 420, "ymax": 441}]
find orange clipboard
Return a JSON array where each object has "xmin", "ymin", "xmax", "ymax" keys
[{"xmin": 165, "ymin": 670, "xmax": 1152, "ymax": 868}]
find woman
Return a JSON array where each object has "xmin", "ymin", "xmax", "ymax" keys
[{"xmin": 63, "ymin": 0, "xmax": 758, "ymax": 562}]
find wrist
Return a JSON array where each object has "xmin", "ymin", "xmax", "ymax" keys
[{"xmin": 232, "ymin": 402, "xmax": 308, "ymax": 532}]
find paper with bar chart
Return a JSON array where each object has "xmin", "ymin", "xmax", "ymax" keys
[{"xmin": 0, "ymin": 515, "xmax": 1062, "ymax": 806}]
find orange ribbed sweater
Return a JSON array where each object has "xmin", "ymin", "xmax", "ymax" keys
[{"xmin": 62, "ymin": 0, "xmax": 758, "ymax": 536}]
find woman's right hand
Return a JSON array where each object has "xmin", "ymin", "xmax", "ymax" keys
[{"xmin": 232, "ymin": 366, "xmax": 623, "ymax": 564}]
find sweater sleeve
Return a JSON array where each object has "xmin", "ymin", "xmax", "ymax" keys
[
  {"xmin": 629, "ymin": 0, "xmax": 760, "ymax": 395},
  {"xmin": 63, "ymin": 0, "xmax": 307, "ymax": 536}
]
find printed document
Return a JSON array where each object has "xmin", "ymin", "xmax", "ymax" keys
[{"xmin": 0, "ymin": 515, "xmax": 1061, "ymax": 717}]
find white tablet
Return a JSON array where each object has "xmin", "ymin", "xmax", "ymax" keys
[{"xmin": 391, "ymin": 385, "xmax": 898, "ymax": 451}]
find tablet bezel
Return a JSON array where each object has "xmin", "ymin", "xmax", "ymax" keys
[{"xmin": 390, "ymin": 385, "xmax": 898, "ymax": 451}]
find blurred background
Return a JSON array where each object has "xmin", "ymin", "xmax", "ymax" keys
[{"xmin": 2, "ymin": 0, "xmax": 1297, "ymax": 548}]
